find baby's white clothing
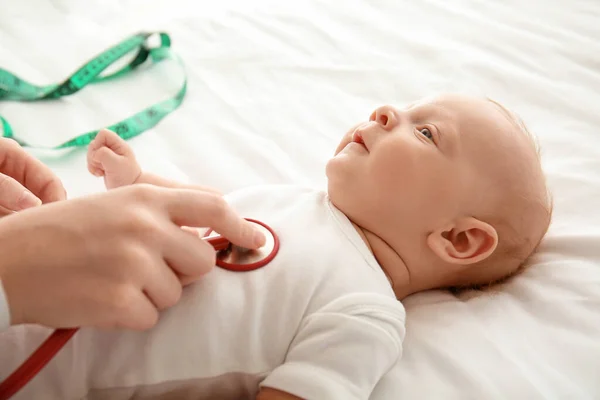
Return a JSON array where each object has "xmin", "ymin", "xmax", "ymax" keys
[
  {"xmin": 0, "ymin": 184, "xmax": 405, "ymax": 400},
  {"xmin": 0, "ymin": 280, "xmax": 8, "ymax": 333}
]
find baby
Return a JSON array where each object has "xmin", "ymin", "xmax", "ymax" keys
[{"xmin": 2, "ymin": 93, "xmax": 552, "ymax": 400}]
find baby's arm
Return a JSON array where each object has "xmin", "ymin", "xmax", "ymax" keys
[
  {"xmin": 87, "ymin": 129, "xmax": 221, "ymax": 194},
  {"xmin": 259, "ymin": 293, "xmax": 405, "ymax": 400}
]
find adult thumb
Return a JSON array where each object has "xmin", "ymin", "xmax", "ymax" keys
[{"xmin": 0, "ymin": 173, "xmax": 42, "ymax": 211}]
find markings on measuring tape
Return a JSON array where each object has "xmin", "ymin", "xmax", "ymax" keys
[{"xmin": 0, "ymin": 32, "xmax": 186, "ymax": 149}]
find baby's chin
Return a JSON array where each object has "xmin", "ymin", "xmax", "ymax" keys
[
  {"xmin": 325, "ymin": 178, "xmax": 368, "ymax": 225},
  {"xmin": 324, "ymin": 176, "xmax": 348, "ymax": 210},
  {"xmin": 324, "ymin": 155, "xmax": 342, "ymax": 182},
  {"xmin": 325, "ymin": 144, "xmax": 358, "ymax": 172}
]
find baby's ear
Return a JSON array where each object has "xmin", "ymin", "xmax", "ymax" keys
[{"xmin": 426, "ymin": 217, "xmax": 498, "ymax": 265}]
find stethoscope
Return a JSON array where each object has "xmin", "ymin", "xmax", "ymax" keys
[{"xmin": 0, "ymin": 218, "xmax": 280, "ymax": 400}]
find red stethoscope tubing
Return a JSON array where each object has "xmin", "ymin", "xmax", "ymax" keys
[
  {"xmin": 0, "ymin": 328, "xmax": 78, "ymax": 400},
  {"xmin": 0, "ymin": 221, "xmax": 279, "ymax": 400}
]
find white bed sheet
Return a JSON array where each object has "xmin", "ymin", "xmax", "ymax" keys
[{"xmin": 1, "ymin": 0, "xmax": 599, "ymax": 398}]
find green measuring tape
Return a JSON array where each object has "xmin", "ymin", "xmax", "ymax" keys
[{"xmin": 0, "ymin": 31, "xmax": 185, "ymax": 149}]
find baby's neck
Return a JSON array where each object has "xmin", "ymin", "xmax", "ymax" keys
[{"xmin": 349, "ymin": 222, "xmax": 412, "ymax": 299}]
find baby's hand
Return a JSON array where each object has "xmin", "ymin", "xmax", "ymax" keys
[{"xmin": 87, "ymin": 129, "xmax": 142, "ymax": 190}]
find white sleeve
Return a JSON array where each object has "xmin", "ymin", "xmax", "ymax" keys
[
  {"xmin": 260, "ymin": 293, "xmax": 405, "ymax": 400},
  {"xmin": 0, "ymin": 280, "xmax": 11, "ymax": 331}
]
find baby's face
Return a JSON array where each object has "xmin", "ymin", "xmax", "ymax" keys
[{"xmin": 326, "ymin": 94, "xmax": 542, "ymax": 295}]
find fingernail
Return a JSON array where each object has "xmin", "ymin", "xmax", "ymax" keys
[
  {"xmin": 18, "ymin": 191, "xmax": 42, "ymax": 210},
  {"xmin": 254, "ymin": 230, "xmax": 266, "ymax": 248}
]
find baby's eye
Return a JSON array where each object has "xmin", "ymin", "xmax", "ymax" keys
[{"xmin": 419, "ymin": 128, "xmax": 433, "ymax": 140}]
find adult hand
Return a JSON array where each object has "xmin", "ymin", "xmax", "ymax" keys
[
  {"xmin": 0, "ymin": 138, "xmax": 66, "ymax": 216},
  {"xmin": 0, "ymin": 184, "xmax": 266, "ymax": 330}
]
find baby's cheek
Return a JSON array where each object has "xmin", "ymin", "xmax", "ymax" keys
[{"xmin": 371, "ymin": 146, "xmax": 413, "ymax": 186}]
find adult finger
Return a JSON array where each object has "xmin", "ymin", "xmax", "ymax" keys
[
  {"xmin": 116, "ymin": 289, "xmax": 160, "ymax": 331},
  {"xmin": 96, "ymin": 286, "xmax": 159, "ymax": 331},
  {"xmin": 33, "ymin": 175, "xmax": 66, "ymax": 204},
  {"xmin": 0, "ymin": 172, "xmax": 41, "ymax": 211},
  {"xmin": 161, "ymin": 188, "xmax": 266, "ymax": 250},
  {"xmin": 134, "ymin": 173, "xmax": 222, "ymax": 195},
  {"xmin": 176, "ymin": 227, "xmax": 211, "ymax": 285},
  {"xmin": 141, "ymin": 256, "xmax": 184, "ymax": 311},
  {"xmin": 0, "ymin": 138, "xmax": 66, "ymax": 203},
  {"xmin": 0, "ymin": 204, "xmax": 14, "ymax": 218},
  {"xmin": 162, "ymin": 224, "xmax": 218, "ymax": 278}
]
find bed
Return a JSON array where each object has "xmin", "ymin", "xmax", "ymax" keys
[{"xmin": 1, "ymin": 0, "xmax": 599, "ymax": 398}]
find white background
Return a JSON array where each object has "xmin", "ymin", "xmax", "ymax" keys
[{"xmin": 1, "ymin": 1, "xmax": 599, "ymax": 398}]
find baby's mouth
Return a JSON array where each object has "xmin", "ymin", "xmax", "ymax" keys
[{"xmin": 351, "ymin": 130, "xmax": 368, "ymax": 152}]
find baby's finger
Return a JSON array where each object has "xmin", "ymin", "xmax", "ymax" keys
[
  {"xmin": 87, "ymin": 156, "xmax": 105, "ymax": 177},
  {"xmin": 93, "ymin": 147, "xmax": 126, "ymax": 176},
  {"xmin": 92, "ymin": 129, "xmax": 134, "ymax": 157},
  {"xmin": 87, "ymin": 136, "xmax": 107, "ymax": 176},
  {"xmin": 87, "ymin": 129, "xmax": 111, "ymax": 154}
]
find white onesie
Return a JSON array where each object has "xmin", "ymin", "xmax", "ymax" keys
[{"xmin": 0, "ymin": 184, "xmax": 406, "ymax": 400}]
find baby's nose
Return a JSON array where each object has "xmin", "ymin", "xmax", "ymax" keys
[{"xmin": 369, "ymin": 105, "xmax": 398, "ymax": 131}]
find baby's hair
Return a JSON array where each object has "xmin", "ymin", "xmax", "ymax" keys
[
  {"xmin": 448, "ymin": 99, "xmax": 554, "ymax": 295},
  {"xmin": 448, "ymin": 220, "xmax": 551, "ymax": 295}
]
